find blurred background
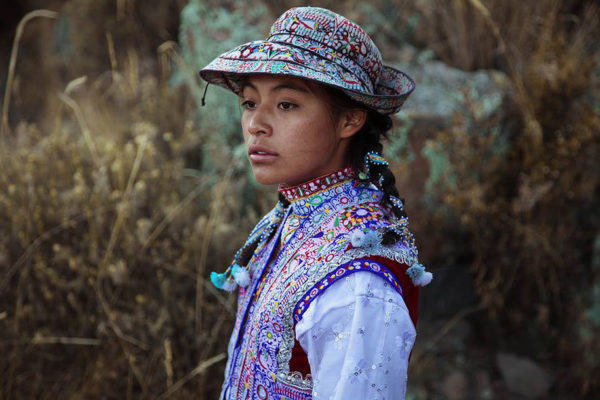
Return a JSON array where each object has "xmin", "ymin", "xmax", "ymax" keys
[{"xmin": 0, "ymin": 0, "xmax": 598, "ymax": 398}]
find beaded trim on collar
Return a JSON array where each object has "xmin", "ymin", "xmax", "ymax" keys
[{"xmin": 278, "ymin": 166, "xmax": 356, "ymax": 202}]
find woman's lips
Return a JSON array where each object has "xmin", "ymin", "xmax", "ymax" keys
[{"xmin": 248, "ymin": 145, "xmax": 278, "ymax": 163}]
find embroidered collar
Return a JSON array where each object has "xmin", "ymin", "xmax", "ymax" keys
[{"xmin": 278, "ymin": 166, "xmax": 356, "ymax": 202}]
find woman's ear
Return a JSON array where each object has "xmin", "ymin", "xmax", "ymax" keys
[{"xmin": 339, "ymin": 108, "xmax": 367, "ymax": 139}]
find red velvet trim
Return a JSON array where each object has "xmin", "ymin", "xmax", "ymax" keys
[
  {"xmin": 289, "ymin": 256, "xmax": 420, "ymax": 373},
  {"xmin": 369, "ymin": 255, "xmax": 419, "ymax": 328},
  {"xmin": 289, "ymin": 338, "xmax": 311, "ymax": 376}
]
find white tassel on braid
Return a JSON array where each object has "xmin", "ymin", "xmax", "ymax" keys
[
  {"xmin": 350, "ymin": 229, "xmax": 382, "ymax": 249},
  {"xmin": 350, "ymin": 229, "xmax": 366, "ymax": 247},
  {"xmin": 406, "ymin": 262, "xmax": 433, "ymax": 287},
  {"xmin": 222, "ymin": 277, "xmax": 238, "ymax": 292},
  {"xmin": 232, "ymin": 264, "xmax": 251, "ymax": 287}
]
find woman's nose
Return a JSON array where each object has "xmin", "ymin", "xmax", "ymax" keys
[{"xmin": 247, "ymin": 106, "xmax": 271, "ymax": 136}]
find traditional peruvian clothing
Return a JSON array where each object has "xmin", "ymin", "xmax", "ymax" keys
[{"xmin": 216, "ymin": 167, "xmax": 430, "ymax": 400}]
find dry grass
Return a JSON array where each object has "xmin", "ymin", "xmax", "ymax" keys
[{"xmin": 0, "ymin": 10, "xmax": 260, "ymax": 397}]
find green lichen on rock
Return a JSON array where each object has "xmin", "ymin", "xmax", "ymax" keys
[
  {"xmin": 422, "ymin": 139, "xmax": 456, "ymax": 194},
  {"xmin": 385, "ymin": 111, "xmax": 415, "ymax": 163}
]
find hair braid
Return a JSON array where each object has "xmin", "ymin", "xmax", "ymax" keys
[
  {"xmin": 349, "ymin": 110, "xmax": 407, "ymax": 218},
  {"xmin": 323, "ymin": 87, "xmax": 407, "ymax": 244}
]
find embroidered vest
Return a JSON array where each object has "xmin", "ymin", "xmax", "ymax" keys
[{"xmin": 220, "ymin": 168, "xmax": 422, "ymax": 400}]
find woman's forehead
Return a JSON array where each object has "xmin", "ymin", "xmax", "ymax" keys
[{"xmin": 240, "ymin": 75, "xmax": 320, "ymax": 95}]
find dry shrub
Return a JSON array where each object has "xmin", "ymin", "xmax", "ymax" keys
[
  {"xmin": 414, "ymin": 0, "xmax": 595, "ymax": 71},
  {"xmin": 417, "ymin": 1, "xmax": 600, "ymax": 395},
  {"xmin": 0, "ymin": 40, "xmax": 262, "ymax": 398},
  {"xmin": 58, "ymin": 0, "xmax": 187, "ymax": 76}
]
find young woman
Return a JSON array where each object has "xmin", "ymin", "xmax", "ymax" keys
[{"xmin": 199, "ymin": 7, "xmax": 432, "ymax": 400}]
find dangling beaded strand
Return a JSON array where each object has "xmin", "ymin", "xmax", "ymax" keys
[{"xmin": 210, "ymin": 201, "xmax": 286, "ymax": 291}]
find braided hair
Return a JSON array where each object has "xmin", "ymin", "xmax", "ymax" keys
[{"xmin": 324, "ymin": 87, "xmax": 407, "ymax": 220}]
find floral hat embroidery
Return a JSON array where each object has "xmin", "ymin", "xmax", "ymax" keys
[{"xmin": 199, "ymin": 6, "xmax": 415, "ymax": 114}]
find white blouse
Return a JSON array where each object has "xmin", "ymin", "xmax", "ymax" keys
[{"xmin": 295, "ymin": 271, "xmax": 416, "ymax": 400}]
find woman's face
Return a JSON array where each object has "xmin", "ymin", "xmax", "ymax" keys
[{"xmin": 240, "ymin": 75, "xmax": 364, "ymax": 186}]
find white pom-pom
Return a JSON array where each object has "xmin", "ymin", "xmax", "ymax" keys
[
  {"xmin": 233, "ymin": 267, "xmax": 251, "ymax": 287},
  {"xmin": 363, "ymin": 231, "xmax": 381, "ymax": 248},
  {"xmin": 222, "ymin": 279, "xmax": 238, "ymax": 292},
  {"xmin": 414, "ymin": 271, "xmax": 433, "ymax": 287},
  {"xmin": 350, "ymin": 230, "xmax": 365, "ymax": 247},
  {"xmin": 406, "ymin": 263, "xmax": 433, "ymax": 287}
]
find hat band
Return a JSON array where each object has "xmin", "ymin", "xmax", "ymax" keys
[
  {"xmin": 217, "ymin": 53, "xmax": 339, "ymax": 78},
  {"xmin": 267, "ymin": 32, "xmax": 378, "ymax": 92}
]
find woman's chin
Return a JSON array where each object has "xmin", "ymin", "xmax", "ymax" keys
[{"xmin": 251, "ymin": 170, "xmax": 281, "ymax": 186}]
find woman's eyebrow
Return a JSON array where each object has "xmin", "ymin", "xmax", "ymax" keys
[{"xmin": 240, "ymin": 81, "xmax": 254, "ymax": 92}]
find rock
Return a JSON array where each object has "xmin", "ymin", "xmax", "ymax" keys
[
  {"xmin": 389, "ymin": 56, "xmax": 516, "ymax": 212},
  {"xmin": 496, "ymin": 352, "xmax": 553, "ymax": 398},
  {"xmin": 441, "ymin": 370, "xmax": 467, "ymax": 400},
  {"xmin": 179, "ymin": 0, "xmax": 271, "ymax": 140},
  {"xmin": 398, "ymin": 58, "xmax": 513, "ymax": 124}
]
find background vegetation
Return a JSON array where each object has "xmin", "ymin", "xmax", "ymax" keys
[{"xmin": 0, "ymin": 0, "xmax": 598, "ymax": 398}]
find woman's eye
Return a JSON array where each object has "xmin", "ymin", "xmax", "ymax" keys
[
  {"xmin": 278, "ymin": 102, "xmax": 297, "ymax": 110},
  {"xmin": 241, "ymin": 100, "xmax": 256, "ymax": 110}
]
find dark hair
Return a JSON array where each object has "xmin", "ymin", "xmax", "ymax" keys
[{"xmin": 322, "ymin": 86, "xmax": 407, "ymax": 227}]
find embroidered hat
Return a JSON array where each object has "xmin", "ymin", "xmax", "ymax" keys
[{"xmin": 199, "ymin": 6, "xmax": 415, "ymax": 114}]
